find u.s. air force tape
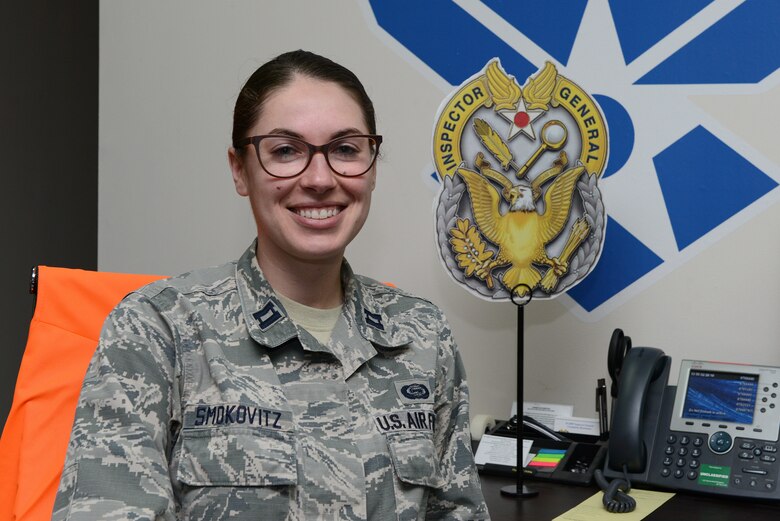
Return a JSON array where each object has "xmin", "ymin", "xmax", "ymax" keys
[
  {"xmin": 375, "ymin": 410, "xmax": 436, "ymax": 434},
  {"xmin": 185, "ymin": 404, "xmax": 293, "ymax": 431}
]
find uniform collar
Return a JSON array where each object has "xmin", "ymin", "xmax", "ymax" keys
[
  {"xmin": 236, "ymin": 241, "xmax": 298, "ymax": 348},
  {"xmin": 236, "ymin": 240, "xmax": 412, "ymax": 352},
  {"xmin": 342, "ymin": 265, "xmax": 415, "ymax": 351}
]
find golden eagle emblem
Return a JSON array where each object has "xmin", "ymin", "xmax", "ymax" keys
[{"xmin": 453, "ymin": 152, "xmax": 589, "ymax": 297}]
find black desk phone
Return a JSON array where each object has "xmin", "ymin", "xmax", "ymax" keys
[
  {"xmin": 478, "ymin": 416, "xmax": 607, "ymax": 486},
  {"xmin": 604, "ymin": 346, "xmax": 780, "ymax": 501}
]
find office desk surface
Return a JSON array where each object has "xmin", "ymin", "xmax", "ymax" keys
[{"xmin": 480, "ymin": 474, "xmax": 780, "ymax": 520}]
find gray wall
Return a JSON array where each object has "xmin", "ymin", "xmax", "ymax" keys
[{"xmin": 0, "ymin": 3, "xmax": 98, "ymax": 430}]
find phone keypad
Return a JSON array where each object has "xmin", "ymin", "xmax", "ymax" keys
[
  {"xmin": 661, "ymin": 434, "xmax": 780, "ymax": 493},
  {"xmin": 660, "ymin": 434, "xmax": 705, "ymax": 481}
]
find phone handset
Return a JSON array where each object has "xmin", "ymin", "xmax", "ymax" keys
[{"xmin": 608, "ymin": 347, "xmax": 668, "ymax": 473}]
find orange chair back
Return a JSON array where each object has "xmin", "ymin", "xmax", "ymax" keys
[{"xmin": 0, "ymin": 266, "xmax": 164, "ymax": 521}]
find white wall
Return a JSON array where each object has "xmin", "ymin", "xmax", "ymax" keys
[{"xmin": 99, "ymin": 1, "xmax": 780, "ymax": 423}]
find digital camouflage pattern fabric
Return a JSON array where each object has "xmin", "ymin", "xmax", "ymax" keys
[{"xmin": 53, "ymin": 242, "xmax": 489, "ymax": 520}]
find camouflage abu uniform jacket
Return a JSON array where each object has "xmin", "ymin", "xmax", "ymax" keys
[{"xmin": 53, "ymin": 242, "xmax": 490, "ymax": 520}]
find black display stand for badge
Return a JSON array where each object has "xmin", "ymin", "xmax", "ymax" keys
[{"xmin": 500, "ymin": 284, "xmax": 539, "ymax": 498}]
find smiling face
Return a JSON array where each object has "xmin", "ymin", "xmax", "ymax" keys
[{"xmin": 229, "ymin": 75, "xmax": 376, "ymax": 271}]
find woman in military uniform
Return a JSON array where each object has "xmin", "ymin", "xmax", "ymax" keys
[{"xmin": 53, "ymin": 50, "xmax": 489, "ymax": 521}]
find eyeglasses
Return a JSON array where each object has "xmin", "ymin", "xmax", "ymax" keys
[{"xmin": 235, "ymin": 134, "xmax": 382, "ymax": 178}]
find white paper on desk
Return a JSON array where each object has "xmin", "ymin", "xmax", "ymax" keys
[
  {"xmin": 553, "ymin": 416, "xmax": 600, "ymax": 436},
  {"xmin": 515, "ymin": 401, "xmax": 574, "ymax": 430},
  {"xmin": 474, "ymin": 434, "xmax": 533, "ymax": 467}
]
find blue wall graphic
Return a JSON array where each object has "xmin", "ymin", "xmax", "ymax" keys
[{"xmin": 369, "ymin": 0, "xmax": 779, "ymax": 313}]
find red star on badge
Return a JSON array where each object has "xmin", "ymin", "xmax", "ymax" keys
[{"xmin": 498, "ymin": 98, "xmax": 544, "ymax": 141}]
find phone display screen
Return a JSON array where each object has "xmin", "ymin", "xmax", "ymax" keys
[{"xmin": 682, "ymin": 370, "xmax": 759, "ymax": 424}]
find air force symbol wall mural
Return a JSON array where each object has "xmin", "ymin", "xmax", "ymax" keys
[
  {"xmin": 367, "ymin": 0, "xmax": 779, "ymax": 317},
  {"xmin": 433, "ymin": 60, "xmax": 606, "ymax": 301}
]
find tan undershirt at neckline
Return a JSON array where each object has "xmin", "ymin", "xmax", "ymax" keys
[{"xmin": 276, "ymin": 293, "xmax": 342, "ymax": 344}]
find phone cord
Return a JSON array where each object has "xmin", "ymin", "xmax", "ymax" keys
[{"xmin": 594, "ymin": 465, "xmax": 637, "ymax": 514}]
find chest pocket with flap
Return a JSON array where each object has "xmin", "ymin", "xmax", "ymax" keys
[
  {"xmin": 386, "ymin": 431, "xmax": 444, "ymax": 489},
  {"xmin": 177, "ymin": 426, "xmax": 298, "ymax": 487}
]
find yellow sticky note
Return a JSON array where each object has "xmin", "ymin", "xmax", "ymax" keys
[{"xmin": 553, "ymin": 488, "xmax": 675, "ymax": 520}]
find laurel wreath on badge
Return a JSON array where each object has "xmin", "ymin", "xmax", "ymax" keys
[{"xmin": 432, "ymin": 60, "xmax": 607, "ymax": 301}]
